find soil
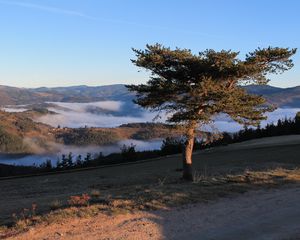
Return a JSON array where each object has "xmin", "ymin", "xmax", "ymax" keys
[{"xmin": 8, "ymin": 186, "xmax": 300, "ymax": 240}]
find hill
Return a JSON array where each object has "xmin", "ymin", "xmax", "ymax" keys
[
  {"xmin": 0, "ymin": 111, "xmax": 55, "ymax": 153},
  {"xmin": 0, "ymin": 84, "xmax": 300, "ymax": 107},
  {"xmin": 0, "ymin": 84, "xmax": 133, "ymax": 105},
  {"xmin": 1, "ymin": 135, "xmax": 300, "ymax": 239},
  {"xmin": 0, "ymin": 109, "xmax": 181, "ymax": 154},
  {"xmin": 244, "ymin": 85, "xmax": 300, "ymax": 107}
]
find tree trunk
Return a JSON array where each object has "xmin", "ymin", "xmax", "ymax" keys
[{"xmin": 182, "ymin": 124, "xmax": 196, "ymax": 181}]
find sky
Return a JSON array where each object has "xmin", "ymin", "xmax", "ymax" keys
[{"xmin": 0, "ymin": 0, "xmax": 299, "ymax": 88}]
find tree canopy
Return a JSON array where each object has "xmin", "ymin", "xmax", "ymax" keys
[
  {"xmin": 127, "ymin": 44, "xmax": 296, "ymax": 127},
  {"xmin": 127, "ymin": 44, "xmax": 296, "ymax": 180}
]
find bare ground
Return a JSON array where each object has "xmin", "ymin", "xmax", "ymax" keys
[{"xmin": 6, "ymin": 186, "xmax": 300, "ymax": 240}]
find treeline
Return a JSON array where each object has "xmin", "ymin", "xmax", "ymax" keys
[
  {"xmin": 0, "ymin": 163, "xmax": 47, "ymax": 177},
  {"xmin": 119, "ymin": 122, "xmax": 169, "ymax": 128},
  {"xmin": 1, "ymin": 113, "xmax": 300, "ymax": 177},
  {"xmin": 209, "ymin": 112, "xmax": 300, "ymax": 147},
  {"xmin": 120, "ymin": 122, "xmax": 179, "ymax": 140},
  {"xmin": 50, "ymin": 112, "xmax": 300, "ymax": 170},
  {"xmin": 56, "ymin": 128, "xmax": 120, "ymax": 145}
]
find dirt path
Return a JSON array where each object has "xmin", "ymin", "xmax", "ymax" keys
[{"xmin": 9, "ymin": 185, "xmax": 300, "ymax": 240}]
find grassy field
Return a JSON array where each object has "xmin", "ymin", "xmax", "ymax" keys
[{"xmin": 1, "ymin": 135, "xmax": 300, "ymax": 231}]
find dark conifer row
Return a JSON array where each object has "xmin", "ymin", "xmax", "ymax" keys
[{"xmin": 1, "ymin": 113, "xmax": 299, "ymax": 177}]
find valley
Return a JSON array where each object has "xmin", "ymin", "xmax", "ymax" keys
[
  {"xmin": 1, "ymin": 84, "xmax": 300, "ymax": 168},
  {"xmin": 1, "ymin": 3, "xmax": 299, "ymax": 239},
  {"xmin": 0, "ymin": 109, "xmax": 181, "ymax": 168}
]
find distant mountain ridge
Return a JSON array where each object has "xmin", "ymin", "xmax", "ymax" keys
[
  {"xmin": 244, "ymin": 85, "xmax": 300, "ymax": 107},
  {"xmin": 0, "ymin": 84, "xmax": 300, "ymax": 107},
  {"xmin": 0, "ymin": 84, "xmax": 133, "ymax": 105}
]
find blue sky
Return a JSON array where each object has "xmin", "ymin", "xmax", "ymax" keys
[{"xmin": 0, "ymin": 0, "xmax": 299, "ymax": 88}]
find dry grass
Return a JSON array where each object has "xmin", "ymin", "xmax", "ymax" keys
[
  {"xmin": 2, "ymin": 140, "xmax": 300, "ymax": 226},
  {"xmin": 49, "ymin": 200, "xmax": 63, "ymax": 211},
  {"xmin": 90, "ymin": 189, "xmax": 101, "ymax": 198},
  {"xmin": 2, "ymin": 167, "xmax": 300, "ymax": 238}
]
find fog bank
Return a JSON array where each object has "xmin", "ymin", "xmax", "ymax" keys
[
  {"xmin": 212, "ymin": 108, "xmax": 300, "ymax": 132},
  {"xmin": 36, "ymin": 101, "xmax": 300, "ymax": 132},
  {"xmin": 36, "ymin": 101, "xmax": 164, "ymax": 128},
  {"xmin": 0, "ymin": 139, "xmax": 162, "ymax": 166},
  {"xmin": 1, "ymin": 107, "xmax": 28, "ymax": 112}
]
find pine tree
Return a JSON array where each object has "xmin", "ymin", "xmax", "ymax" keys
[
  {"xmin": 67, "ymin": 152, "xmax": 73, "ymax": 168},
  {"xmin": 76, "ymin": 154, "xmax": 83, "ymax": 166},
  {"xmin": 61, "ymin": 154, "xmax": 68, "ymax": 169},
  {"xmin": 127, "ymin": 44, "xmax": 296, "ymax": 180}
]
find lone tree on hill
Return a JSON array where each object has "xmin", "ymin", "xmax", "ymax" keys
[{"xmin": 126, "ymin": 44, "xmax": 296, "ymax": 181}]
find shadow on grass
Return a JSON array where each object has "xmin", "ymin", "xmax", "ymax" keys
[{"xmin": 1, "ymin": 167, "xmax": 300, "ymax": 239}]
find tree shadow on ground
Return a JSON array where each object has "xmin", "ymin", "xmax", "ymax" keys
[{"xmin": 2, "ymin": 167, "xmax": 300, "ymax": 239}]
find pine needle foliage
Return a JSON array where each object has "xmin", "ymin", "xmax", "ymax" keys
[{"xmin": 126, "ymin": 44, "xmax": 296, "ymax": 180}]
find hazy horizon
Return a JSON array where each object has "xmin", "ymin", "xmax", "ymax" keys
[{"xmin": 0, "ymin": 82, "xmax": 299, "ymax": 90}]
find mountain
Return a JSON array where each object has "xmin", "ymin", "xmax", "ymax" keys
[
  {"xmin": 244, "ymin": 85, "xmax": 300, "ymax": 107},
  {"xmin": 0, "ymin": 84, "xmax": 133, "ymax": 105},
  {"xmin": 0, "ymin": 84, "xmax": 300, "ymax": 107},
  {"xmin": 243, "ymin": 85, "xmax": 284, "ymax": 95},
  {"xmin": 33, "ymin": 84, "xmax": 134, "ymax": 102}
]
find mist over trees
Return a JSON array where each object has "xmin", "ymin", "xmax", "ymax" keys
[
  {"xmin": 127, "ymin": 44, "xmax": 297, "ymax": 180},
  {"xmin": 2, "ymin": 113, "xmax": 300, "ymax": 178}
]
